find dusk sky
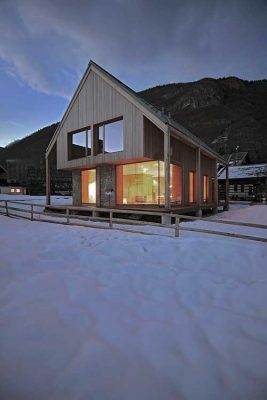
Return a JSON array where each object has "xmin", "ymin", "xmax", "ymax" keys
[{"xmin": 0, "ymin": 0, "xmax": 266, "ymax": 147}]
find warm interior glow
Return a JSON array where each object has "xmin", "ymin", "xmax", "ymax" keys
[
  {"xmin": 203, "ymin": 175, "xmax": 209, "ymax": 203},
  {"xmin": 116, "ymin": 161, "xmax": 182, "ymax": 205},
  {"xmin": 81, "ymin": 169, "xmax": 96, "ymax": 204},
  {"xmin": 189, "ymin": 171, "xmax": 195, "ymax": 203}
]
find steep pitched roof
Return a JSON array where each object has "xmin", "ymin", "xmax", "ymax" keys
[{"xmin": 46, "ymin": 60, "xmax": 226, "ymax": 163}]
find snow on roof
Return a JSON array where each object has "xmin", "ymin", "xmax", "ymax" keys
[{"xmin": 218, "ymin": 163, "xmax": 267, "ymax": 180}]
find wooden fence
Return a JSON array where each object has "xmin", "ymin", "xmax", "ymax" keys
[{"xmin": 0, "ymin": 199, "xmax": 267, "ymax": 243}]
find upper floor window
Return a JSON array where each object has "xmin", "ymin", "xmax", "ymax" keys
[
  {"xmin": 68, "ymin": 128, "xmax": 92, "ymax": 160},
  {"xmin": 95, "ymin": 118, "xmax": 123, "ymax": 154}
]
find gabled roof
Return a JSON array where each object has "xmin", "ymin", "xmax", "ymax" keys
[
  {"xmin": 46, "ymin": 60, "xmax": 226, "ymax": 164},
  {"xmin": 218, "ymin": 163, "xmax": 267, "ymax": 180}
]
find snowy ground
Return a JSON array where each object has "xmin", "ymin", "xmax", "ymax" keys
[{"xmin": 0, "ymin": 199, "xmax": 267, "ymax": 399}]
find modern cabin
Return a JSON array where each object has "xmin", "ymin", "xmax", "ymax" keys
[{"xmin": 46, "ymin": 61, "xmax": 228, "ymax": 216}]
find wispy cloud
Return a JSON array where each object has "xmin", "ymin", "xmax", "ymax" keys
[{"xmin": 0, "ymin": 0, "xmax": 266, "ymax": 99}]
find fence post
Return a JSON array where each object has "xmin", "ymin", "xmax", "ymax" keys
[
  {"xmin": 31, "ymin": 204, "xmax": 33, "ymax": 221},
  {"xmin": 175, "ymin": 216, "xmax": 180, "ymax": 237},
  {"xmin": 109, "ymin": 211, "xmax": 113, "ymax": 229},
  {"xmin": 5, "ymin": 201, "xmax": 9, "ymax": 216},
  {"xmin": 66, "ymin": 208, "xmax": 70, "ymax": 224}
]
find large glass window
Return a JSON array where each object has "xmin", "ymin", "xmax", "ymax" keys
[
  {"xmin": 69, "ymin": 128, "xmax": 92, "ymax": 160},
  {"xmin": 81, "ymin": 169, "xmax": 96, "ymax": 204},
  {"xmin": 96, "ymin": 118, "xmax": 123, "ymax": 154},
  {"xmin": 116, "ymin": 161, "xmax": 182, "ymax": 205}
]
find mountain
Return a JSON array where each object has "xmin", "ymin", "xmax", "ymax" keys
[
  {"xmin": 0, "ymin": 76, "xmax": 266, "ymax": 194},
  {"xmin": 139, "ymin": 77, "xmax": 267, "ymax": 163},
  {"xmin": 0, "ymin": 123, "xmax": 72, "ymax": 195},
  {"xmin": 1, "ymin": 123, "xmax": 58, "ymax": 163}
]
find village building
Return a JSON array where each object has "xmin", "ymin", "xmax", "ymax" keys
[
  {"xmin": 218, "ymin": 163, "xmax": 267, "ymax": 202},
  {"xmin": 46, "ymin": 61, "xmax": 228, "ymax": 216}
]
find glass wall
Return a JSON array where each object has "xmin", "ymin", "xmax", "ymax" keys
[
  {"xmin": 81, "ymin": 169, "xmax": 96, "ymax": 204},
  {"xmin": 116, "ymin": 161, "xmax": 182, "ymax": 205}
]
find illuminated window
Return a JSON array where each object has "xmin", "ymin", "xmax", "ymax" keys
[
  {"xmin": 68, "ymin": 128, "xmax": 92, "ymax": 160},
  {"xmin": 116, "ymin": 161, "xmax": 182, "ymax": 205},
  {"xmin": 81, "ymin": 169, "xmax": 96, "ymax": 204},
  {"xmin": 96, "ymin": 118, "xmax": 123, "ymax": 154},
  {"xmin": 189, "ymin": 171, "xmax": 195, "ymax": 203},
  {"xmin": 16, "ymin": 189, "xmax": 21, "ymax": 193},
  {"xmin": 203, "ymin": 175, "xmax": 209, "ymax": 203},
  {"xmin": 10, "ymin": 188, "xmax": 15, "ymax": 193}
]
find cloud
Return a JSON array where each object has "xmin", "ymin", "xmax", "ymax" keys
[{"xmin": 0, "ymin": 0, "xmax": 266, "ymax": 99}]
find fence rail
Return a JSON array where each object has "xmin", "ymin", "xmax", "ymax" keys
[{"xmin": 0, "ymin": 199, "xmax": 267, "ymax": 243}]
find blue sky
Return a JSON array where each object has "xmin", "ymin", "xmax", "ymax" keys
[{"xmin": 0, "ymin": 0, "xmax": 267, "ymax": 147}]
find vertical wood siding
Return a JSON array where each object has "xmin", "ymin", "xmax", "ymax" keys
[{"xmin": 56, "ymin": 71, "xmax": 144, "ymax": 169}]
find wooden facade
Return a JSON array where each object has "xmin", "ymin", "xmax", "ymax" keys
[{"xmin": 46, "ymin": 61, "xmax": 228, "ymax": 214}]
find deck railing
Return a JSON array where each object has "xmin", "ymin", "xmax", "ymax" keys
[{"xmin": 0, "ymin": 199, "xmax": 267, "ymax": 243}]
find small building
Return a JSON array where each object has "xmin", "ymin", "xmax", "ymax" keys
[
  {"xmin": 46, "ymin": 61, "xmax": 228, "ymax": 215},
  {"xmin": 0, "ymin": 185, "xmax": 27, "ymax": 195},
  {"xmin": 218, "ymin": 163, "xmax": 267, "ymax": 202}
]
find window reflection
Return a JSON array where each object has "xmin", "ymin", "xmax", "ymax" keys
[{"xmin": 116, "ymin": 161, "xmax": 182, "ymax": 205}]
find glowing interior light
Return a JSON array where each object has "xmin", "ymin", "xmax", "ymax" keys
[{"xmin": 88, "ymin": 182, "xmax": 96, "ymax": 203}]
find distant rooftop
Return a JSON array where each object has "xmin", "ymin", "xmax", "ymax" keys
[
  {"xmin": 222, "ymin": 152, "xmax": 248, "ymax": 166},
  {"xmin": 218, "ymin": 163, "xmax": 267, "ymax": 180}
]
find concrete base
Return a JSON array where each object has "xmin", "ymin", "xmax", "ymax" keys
[
  {"xmin": 195, "ymin": 209, "xmax": 202, "ymax": 217},
  {"xmin": 161, "ymin": 214, "xmax": 172, "ymax": 226}
]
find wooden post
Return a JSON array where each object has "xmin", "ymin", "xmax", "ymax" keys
[
  {"xmin": 196, "ymin": 148, "xmax": 202, "ymax": 217},
  {"xmin": 175, "ymin": 216, "xmax": 180, "ymax": 237},
  {"xmin": 164, "ymin": 125, "xmax": 171, "ymax": 210},
  {"xmin": 213, "ymin": 158, "xmax": 218, "ymax": 212},
  {"xmin": 109, "ymin": 211, "xmax": 113, "ymax": 229},
  {"xmin": 66, "ymin": 208, "xmax": 70, "ymax": 224},
  {"xmin": 5, "ymin": 200, "xmax": 8, "ymax": 216},
  {"xmin": 225, "ymin": 164, "xmax": 229, "ymax": 211},
  {"xmin": 46, "ymin": 155, "xmax": 51, "ymax": 206}
]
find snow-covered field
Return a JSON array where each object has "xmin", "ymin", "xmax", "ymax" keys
[{"xmin": 0, "ymin": 198, "xmax": 267, "ymax": 400}]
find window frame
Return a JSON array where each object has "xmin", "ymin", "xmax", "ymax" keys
[
  {"xmin": 94, "ymin": 117, "xmax": 124, "ymax": 155},
  {"xmin": 68, "ymin": 126, "xmax": 92, "ymax": 160}
]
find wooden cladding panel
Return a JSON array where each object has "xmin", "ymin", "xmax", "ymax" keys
[
  {"xmin": 144, "ymin": 117, "xmax": 164, "ymax": 160},
  {"xmin": 57, "ymin": 70, "xmax": 144, "ymax": 169}
]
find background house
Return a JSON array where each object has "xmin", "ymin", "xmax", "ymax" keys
[{"xmin": 218, "ymin": 163, "xmax": 267, "ymax": 201}]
